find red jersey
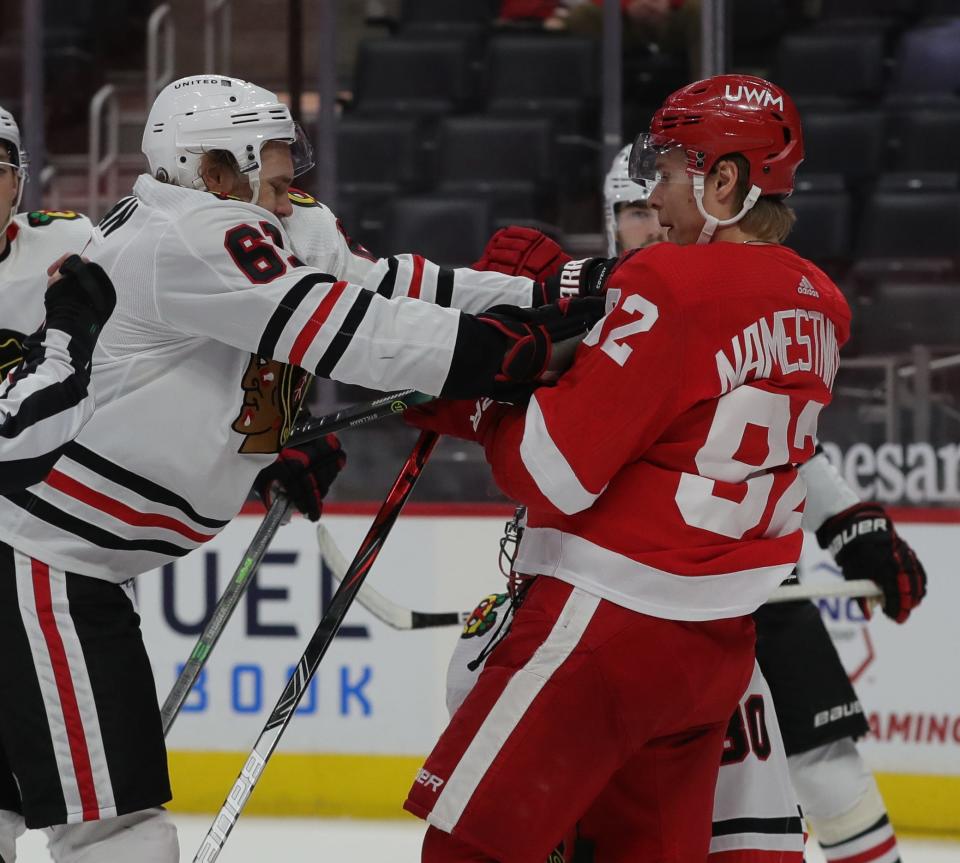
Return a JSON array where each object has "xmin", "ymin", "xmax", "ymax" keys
[{"xmin": 481, "ymin": 241, "xmax": 851, "ymax": 621}]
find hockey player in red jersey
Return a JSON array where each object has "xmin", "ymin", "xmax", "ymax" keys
[
  {"xmin": 404, "ymin": 74, "xmax": 852, "ymax": 862},
  {"xmin": 469, "ymin": 112, "xmax": 927, "ymax": 863}
]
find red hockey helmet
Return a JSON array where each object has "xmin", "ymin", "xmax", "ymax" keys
[{"xmin": 630, "ymin": 74, "xmax": 804, "ymax": 197}]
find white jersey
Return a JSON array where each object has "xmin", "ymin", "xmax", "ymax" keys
[
  {"xmin": 0, "ymin": 177, "xmax": 534, "ymax": 581},
  {"xmin": 447, "ymin": 593, "xmax": 805, "ymax": 862},
  {"xmin": 0, "ymin": 210, "xmax": 97, "ymax": 491},
  {"xmin": 0, "ymin": 210, "xmax": 93, "ymax": 335}
]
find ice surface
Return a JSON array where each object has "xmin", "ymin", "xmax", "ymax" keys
[{"xmin": 12, "ymin": 815, "xmax": 960, "ymax": 861}]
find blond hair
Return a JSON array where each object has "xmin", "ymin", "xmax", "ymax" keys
[{"xmin": 714, "ymin": 153, "xmax": 796, "ymax": 243}]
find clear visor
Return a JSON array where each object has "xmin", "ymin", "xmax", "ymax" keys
[
  {"xmin": 290, "ymin": 122, "xmax": 314, "ymax": 177},
  {"xmin": 627, "ymin": 132, "xmax": 692, "ymax": 192}
]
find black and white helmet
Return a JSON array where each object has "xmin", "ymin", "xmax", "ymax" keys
[
  {"xmin": 142, "ymin": 75, "xmax": 313, "ymax": 199},
  {"xmin": 603, "ymin": 143, "xmax": 650, "ymax": 256},
  {"xmin": 0, "ymin": 104, "xmax": 28, "ymax": 231}
]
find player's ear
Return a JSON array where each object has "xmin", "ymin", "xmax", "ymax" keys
[
  {"xmin": 198, "ymin": 153, "xmax": 230, "ymax": 195},
  {"xmin": 712, "ymin": 159, "xmax": 740, "ymax": 206}
]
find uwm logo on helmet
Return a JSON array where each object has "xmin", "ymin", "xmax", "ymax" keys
[{"xmin": 724, "ymin": 83, "xmax": 783, "ymax": 110}]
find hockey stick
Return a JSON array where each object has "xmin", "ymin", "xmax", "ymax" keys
[
  {"xmin": 193, "ymin": 430, "xmax": 440, "ymax": 863},
  {"xmin": 317, "ymin": 520, "xmax": 883, "ymax": 631},
  {"xmin": 161, "ymin": 494, "xmax": 292, "ymax": 735},
  {"xmin": 161, "ymin": 390, "xmax": 433, "ymax": 734},
  {"xmin": 316, "ymin": 522, "xmax": 471, "ymax": 629},
  {"xmin": 285, "ymin": 388, "xmax": 433, "ymax": 449}
]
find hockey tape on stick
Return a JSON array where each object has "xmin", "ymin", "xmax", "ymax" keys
[
  {"xmin": 285, "ymin": 389, "xmax": 434, "ymax": 449},
  {"xmin": 161, "ymin": 494, "xmax": 292, "ymax": 735},
  {"xmin": 317, "ymin": 522, "xmax": 470, "ymax": 630},
  {"xmin": 766, "ymin": 578, "xmax": 882, "ymax": 606},
  {"xmin": 193, "ymin": 431, "xmax": 439, "ymax": 863}
]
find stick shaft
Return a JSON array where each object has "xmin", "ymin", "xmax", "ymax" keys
[
  {"xmin": 286, "ymin": 389, "xmax": 433, "ymax": 449},
  {"xmin": 193, "ymin": 431, "xmax": 439, "ymax": 863},
  {"xmin": 161, "ymin": 496, "xmax": 291, "ymax": 735}
]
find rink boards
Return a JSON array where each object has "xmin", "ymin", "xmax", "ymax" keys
[{"xmin": 138, "ymin": 505, "xmax": 960, "ymax": 834}]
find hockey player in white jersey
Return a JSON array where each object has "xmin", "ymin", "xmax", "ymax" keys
[
  {"xmin": 0, "ymin": 77, "xmax": 603, "ymax": 862},
  {"xmin": 0, "ymin": 108, "xmax": 115, "ymax": 491}
]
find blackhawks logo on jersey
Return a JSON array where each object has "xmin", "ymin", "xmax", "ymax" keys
[
  {"xmin": 288, "ymin": 187, "xmax": 319, "ymax": 208},
  {"xmin": 461, "ymin": 593, "xmax": 509, "ymax": 639},
  {"xmin": 0, "ymin": 329, "xmax": 25, "ymax": 377},
  {"xmin": 27, "ymin": 210, "xmax": 81, "ymax": 227},
  {"xmin": 232, "ymin": 355, "xmax": 311, "ymax": 454}
]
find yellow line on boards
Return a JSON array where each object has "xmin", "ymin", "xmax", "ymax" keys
[
  {"xmin": 167, "ymin": 754, "xmax": 960, "ymax": 836},
  {"xmin": 167, "ymin": 751, "xmax": 424, "ymax": 819}
]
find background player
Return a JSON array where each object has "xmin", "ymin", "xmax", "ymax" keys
[{"xmin": 0, "ymin": 107, "xmax": 116, "ymax": 491}]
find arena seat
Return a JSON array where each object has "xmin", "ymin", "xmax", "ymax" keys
[
  {"xmin": 785, "ymin": 177, "xmax": 853, "ymax": 270},
  {"xmin": 485, "ymin": 35, "xmax": 597, "ymax": 128},
  {"xmin": 853, "ymin": 175, "xmax": 960, "ymax": 277},
  {"xmin": 336, "ymin": 117, "xmax": 422, "ymax": 200},
  {"xmin": 801, "ymin": 111, "xmax": 887, "ymax": 185},
  {"xmin": 775, "ymin": 30, "xmax": 885, "ymax": 102},
  {"xmin": 891, "ymin": 107, "xmax": 960, "ymax": 171},
  {"xmin": 434, "ymin": 115, "xmax": 554, "ymax": 222},
  {"xmin": 854, "ymin": 281, "xmax": 960, "ymax": 353},
  {"xmin": 353, "ymin": 38, "xmax": 475, "ymax": 116},
  {"xmin": 890, "ymin": 20, "xmax": 960, "ymax": 99},
  {"xmin": 384, "ymin": 196, "xmax": 492, "ymax": 268}
]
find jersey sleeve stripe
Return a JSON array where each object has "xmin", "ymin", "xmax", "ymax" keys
[
  {"xmin": 314, "ymin": 288, "xmax": 374, "ymax": 379},
  {"xmin": 377, "ymin": 258, "xmax": 400, "ymax": 298},
  {"xmin": 435, "ymin": 269, "xmax": 455, "ymax": 308},
  {"xmin": 288, "ymin": 280, "xmax": 349, "ymax": 368},
  {"xmin": 2, "ymin": 490, "xmax": 195, "ymax": 557},
  {"xmin": 712, "ymin": 816, "xmax": 804, "ymax": 837},
  {"xmin": 408, "ymin": 255, "xmax": 425, "ymax": 299},
  {"xmin": 43, "ymin": 470, "xmax": 217, "ymax": 544},
  {"xmin": 257, "ymin": 273, "xmax": 337, "ymax": 358},
  {"xmin": 519, "ymin": 395, "xmax": 604, "ymax": 515},
  {"xmin": 63, "ymin": 443, "xmax": 228, "ymax": 529}
]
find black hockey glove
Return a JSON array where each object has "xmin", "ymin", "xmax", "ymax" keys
[
  {"xmin": 815, "ymin": 502, "xmax": 927, "ymax": 624},
  {"xmin": 43, "ymin": 255, "xmax": 117, "ymax": 355},
  {"xmin": 541, "ymin": 256, "xmax": 616, "ymax": 302},
  {"xmin": 442, "ymin": 297, "xmax": 606, "ymax": 403},
  {"xmin": 254, "ymin": 434, "xmax": 346, "ymax": 522}
]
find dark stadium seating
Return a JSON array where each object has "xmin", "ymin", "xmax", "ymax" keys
[
  {"xmin": 801, "ymin": 111, "xmax": 887, "ymax": 185},
  {"xmin": 434, "ymin": 115, "xmax": 554, "ymax": 221},
  {"xmin": 336, "ymin": 117, "xmax": 422, "ymax": 201},
  {"xmin": 353, "ymin": 38, "xmax": 475, "ymax": 116},
  {"xmin": 891, "ymin": 108, "xmax": 960, "ymax": 171},
  {"xmin": 485, "ymin": 35, "xmax": 597, "ymax": 128},
  {"xmin": 786, "ymin": 175, "xmax": 853, "ymax": 269},
  {"xmin": 775, "ymin": 30, "xmax": 886, "ymax": 103},
  {"xmin": 854, "ymin": 174, "xmax": 960, "ymax": 276},
  {"xmin": 384, "ymin": 196, "xmax": 492, "ymax": 267},
  {"xmin": 854, "ymin": 282, "xmax": 960, "ymax": 353},
  {"xmin": 399, "ymin": 0, "xmax": 495, "ymax": 33},
  {"xmin": 819, "ymin": 0, "xmax": 915, "ymax": 17},
  {"xmin": 890, "ymin": 20, "xmax": 960, "ymax": 99}
]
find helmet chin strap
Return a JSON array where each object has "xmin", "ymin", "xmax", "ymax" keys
[
  {"xmin": 1, "ymin": 165, "xmax": 25, "ymax": 234},
  {"xmin": 692, "ymin": 174, "xmax": 762, "ymax": 245}
]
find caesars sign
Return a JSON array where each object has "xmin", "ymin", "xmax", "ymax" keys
[{"xmin": 820, "ymin": 441, "xmax": 960, "ymax": 504}]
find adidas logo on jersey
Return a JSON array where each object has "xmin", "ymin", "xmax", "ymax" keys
[{"xmin": 797, "ymin": 276, "xmax": 819, "ymax": 298}]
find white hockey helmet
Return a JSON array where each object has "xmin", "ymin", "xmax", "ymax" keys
[
  {"xmin": 0, "ymin": 104, "xmax": 28, "ymax": 232},
  {"xmin": 142, "ymin": 75, "xmax": 313, "ymax": 200},
  {"xmin": 603, "ymin": 143, "xmax": 652, "ymax": 256}
]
